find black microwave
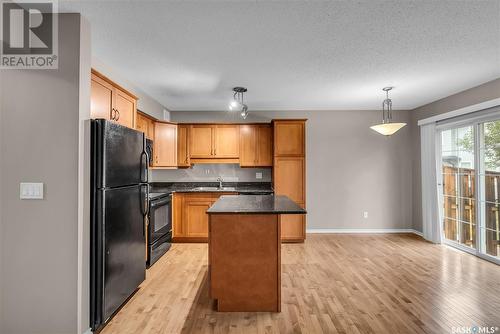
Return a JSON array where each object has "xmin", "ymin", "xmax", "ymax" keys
[{"xmin": 145, "ymin": 139, "xmax": 154, "ymax": 166}]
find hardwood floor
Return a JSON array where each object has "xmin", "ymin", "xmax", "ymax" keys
[{"xmin": 100, "ymin": 234, "xmax": 500, "ymax": 334}]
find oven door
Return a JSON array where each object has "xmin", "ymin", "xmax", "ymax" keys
[{"xmin": 148, "ymin": 195, "xmax": 172, "ymax": 245}]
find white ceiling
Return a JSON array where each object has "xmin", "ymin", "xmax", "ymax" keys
[{"xmin": 60, "ymin": 0, "xmax": 500, "ymax": 111}]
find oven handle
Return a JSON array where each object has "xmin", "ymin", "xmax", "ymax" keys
[{"xmin": 150, "ymin": 195, "xmax": 172, "ymax": 209}]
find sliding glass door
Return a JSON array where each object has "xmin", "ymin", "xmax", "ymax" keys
[
  {"xmin": 479, "ymin": 120, "xmax": 500, "ymax": 259},
  {"xmin": 441, "ymin": 125, "xmax": 476, "ymax": 249},
  {"xmin": 439, "ymin": 117, "xmax": 500, "ymax": 262}
]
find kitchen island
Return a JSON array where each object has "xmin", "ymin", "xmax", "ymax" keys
[{"xmin": 206, "ymin": 195, "xmax": 306, "ymax": 312}]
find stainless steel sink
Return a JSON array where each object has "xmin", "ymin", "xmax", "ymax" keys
[
  {"xmin": 193, "ymin": 187, "xmax": 220, "ymax": 191},
  {"xmin": 193, "ymin": 186, "xmax": 237, "ymax": 192}
]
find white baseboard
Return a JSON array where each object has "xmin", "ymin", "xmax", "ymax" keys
[
  {"xmin": 82, "ymin": 328, "xmax": 92, "ymax": 334},
  {"xmin": 306, "ymin": 228, "xmax": 423, "ymax": 236}
]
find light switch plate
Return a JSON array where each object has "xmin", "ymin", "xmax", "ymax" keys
[
  {"xmin": 256, "ymin": 172, "xmax": 263, "ymax": 179},
  {"xmin": 20, "ymin": 182, "xmax": 44, "ymax": 199}
]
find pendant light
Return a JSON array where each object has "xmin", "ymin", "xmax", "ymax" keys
[
  {"xmin": 370, "ymin": 87, "xmax": 406, "ymax": 136},
  {"xmin": 228, "ymin": 87, "xmax": 249, "ymax": 119}
]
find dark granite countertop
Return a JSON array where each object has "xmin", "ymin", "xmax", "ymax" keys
[
  {"xmin": 149, "ymin": 182, "xmax": 273, "ymax": 194},
  {"xmin": 207, "ymin": 195, "xmax": 306, "ymax": 214}
]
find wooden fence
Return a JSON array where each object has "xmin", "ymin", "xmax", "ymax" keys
[{"xmin": 443, "ymin": 165, "xmax": 500, "ymax": 256}]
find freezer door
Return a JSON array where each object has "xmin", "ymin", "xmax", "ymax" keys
[
  {"xmin": 92, "ymin": 119, "xmax": 147, "ymax": 189},
  {"xmin": 102, "ymin": 185, "xmax": 146, "ymax": 322}
]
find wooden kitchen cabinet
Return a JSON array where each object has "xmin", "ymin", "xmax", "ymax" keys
[
  {"xmin": 190, "ymin": 125, "xmax": 214, "ymax": 158},
  {"xmin": 90, "ymin": 70, "xmax": 137, "ymax": 129},
  {"xmin": 183, "ymin": 194, "xmax": 213, "ymax": 238},
  {"xmin": 172, "ymin": 192, "xmax": 237, "ymax": 242},
  {"xmin": 177, "ymin": 124, "xmax": 190, "ymax": 167},
  {"xmin": 136, "ymin": 112, "xmax": 155, "ymax": 140},
  {"xmin": 274, "ymin": 120, "xmax": 304, "ymax": 156},
  {"xmin": 215, "ymin": 125, "xmax": 240, "ymax": 158},
  {"xmin": 273, "ymin": 157, "xmax": 305, "ymax": 204},
  {"xmin": 114, "ymin": 88, "xmax": 136, "ymax": 128},
  {"xmin": 90, "ymin": 73, "xmax": 113, "ymax": 120},
  {"xmin": 273, "ymin": 119, "xmax": 307, "ymax": 242},
  {"xmin": 239, "ymin": 124, "xmax": 272, "ymax": 167},
  {"xmin": 189, "ymin": 124, "xmax": 239, "ymax": 161},
  {"xmin": 154, "ymin": 122, "xmax": 177, "ymax": 167}
]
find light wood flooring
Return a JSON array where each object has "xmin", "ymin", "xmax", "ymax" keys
[{"xmin": 101, "ymin": 234, "xmax": 500, "ymax": 334}]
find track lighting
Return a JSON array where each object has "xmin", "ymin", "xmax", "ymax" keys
[{"xmin": 228, "ymin": 87, "xmax": 248, "ymax": 119}]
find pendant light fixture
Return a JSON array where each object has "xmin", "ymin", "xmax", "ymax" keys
[
  {"xmin": 370, "ymin": 87, "xmax": 406, "ymax": 136},
  {"xmin": 228, "ymin": 87, "xmax": 249, "ymax": 119}
]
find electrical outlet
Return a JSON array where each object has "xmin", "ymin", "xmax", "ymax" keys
[
  {"xmin": 256, "ymin": 172, "xmax": 262, "ymax": 179},
  {"xmin": 20, "ymin": 182, "xmax": 44, "ymax": 199},
  {"xmin": 363, "ymin": 211, "xmax": 368, "ymax": 219}
]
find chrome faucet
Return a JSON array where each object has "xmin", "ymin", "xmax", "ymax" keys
[{"xmin": 217, "ymin": 176, "xmax": 223, "ymax": 189}]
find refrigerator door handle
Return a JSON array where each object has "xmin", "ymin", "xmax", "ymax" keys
[
  {"xmin": 140, "ymin": 184, "xmax": 149, "ymax": 217},
  {"xmin": 140, "ymin": 151, "xmax": 148, "ymax": 183}
]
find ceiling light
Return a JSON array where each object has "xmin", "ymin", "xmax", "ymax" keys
[
  {"xmin": 228, "ymin": 87, "xmax": 248, "ymax": 118},
  {"xmin": 370, "ymin": 87, "xmax": 406, "ymax": 136}
]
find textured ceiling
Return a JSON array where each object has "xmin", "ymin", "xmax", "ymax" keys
[{"xmin": 60, "ymin": 0, "xmax": 500, "ymax": 111}]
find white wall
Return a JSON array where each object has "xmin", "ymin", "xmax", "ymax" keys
[
  {"xmin": 92, "ymin": 58, "xmax": 169, "ymax": 120},
  {"xmin": 0, "ymin": 13, "xmax": 89, "ymax": 334},
  {"xmin": 171, "ymin": 110, "xmax": 413, "ymax": 230}
]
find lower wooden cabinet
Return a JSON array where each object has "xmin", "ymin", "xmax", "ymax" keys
[
  {"xmin": 172, "ymin": 192, "xmax": 237, "ymax": 242},
  {"xmin": 280, "ymin": 203, "xmax": 305, "ymax": 242}
]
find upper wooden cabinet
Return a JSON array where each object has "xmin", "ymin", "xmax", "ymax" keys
[
  {"xmin": 215, "ymin": 125, "xmax": 239, "ymax": 158},
  {"xmin": 90, "ymin": 74, "xmax": 113, "ymax": 120},
  {"xmin": 177, "ymin": 124, "xmax": 190, "ymax": 167},
  {"xmin": 136, "ymin": 112, "xmax": 155, "ymax": 140},
  {"xmin": 190, "ymin": 124, "xmax": 239, "ymax": 159},
  {"xmin": 190, "ymin": 125, "xmax": 214, "ymax": 158},
  {"xmin": 90, "ymin": 70, "xmax": 137, "ymax": 129},
  {"xmin": 154, "ymin": 122, "xmax": 177, "ymax": 167},
  {"xmin": 274, "ymin": 120, "xmax": 305, "ymax": 156},
  {"xmin": 239, "ymin": 124, "xmax": 272, "ymax": 167}
]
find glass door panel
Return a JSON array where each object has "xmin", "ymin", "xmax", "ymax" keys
[
  {"xmin": 441, "ymin": 125, "xmax": 476, "ymax": 249},
  {"xmin": 479, "ymin": 120, "xmax": 500, "ymax": 259}
]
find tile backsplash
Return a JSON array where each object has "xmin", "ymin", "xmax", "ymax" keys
[{"xmin": 150, "ymin": 164, "xmax": 272, "ymax": 182}]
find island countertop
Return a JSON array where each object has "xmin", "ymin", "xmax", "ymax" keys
[{"xmin": 207, "ymin": 195, "xmax": 306, "ymax": 214}]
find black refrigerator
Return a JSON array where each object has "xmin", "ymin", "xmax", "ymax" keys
[{"xmin": 90, "ymin": 119, "xmax": 149, "ymax": 331}]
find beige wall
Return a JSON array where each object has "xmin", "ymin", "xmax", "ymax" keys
[
  {"xmin": 410, "ymin": 78, "xmax": 500, "ymax": 232},
  {"xmin": 171, "ymin": 110, "xmax": 413, "ymax": 230},
  {"xmin": 0, "ymin": 14, "xmax": 88, "ymax": 334}
]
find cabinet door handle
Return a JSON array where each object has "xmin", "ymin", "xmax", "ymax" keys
[
  {"xmin": 115, "ymin": 109, "xmax": 120, "ymax": 121},
  {"xmin": 111, "ymin": 108, "xmax": 116, "ymax": 120}
]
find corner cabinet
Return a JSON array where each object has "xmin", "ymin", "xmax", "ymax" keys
[
  {"xmin": 136, "ymin": 112, "xmax": 155, "ymax": 140},
  {"xmin": 90, "ymin": 70, "xmax": 137, "ymax": 129},
  {"xmin": 177, "ymin": 124, "xmax": 190, "ymax": 167},
  {"xmin": 273, "ymin": 120, "xmax": 307, "ymax": 242}
]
